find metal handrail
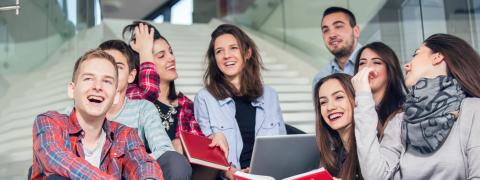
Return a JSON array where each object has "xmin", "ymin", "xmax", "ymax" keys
[{"xmin": 0, "ymin": 0, "xmax": 20, "ymax": 15}]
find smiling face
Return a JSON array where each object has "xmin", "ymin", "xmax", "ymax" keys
[
  {"xmin": 321, "ymin": 12, "xmax": 359, "ymax": 58},
  {"xmin": 104, "ymin": 49, "xmax": 135, "ymax": 94},
  {"xmin": 357, "ymin": 48, "xmax": 388, "ymax": 94},
  {"xmin": 153, "ymin": 38, "xmax": 178, "ymax": 82},
  {"xmin": 318, "ymin": 79, "xmax": 353, "ymax": 132},
  {"xmin": 214, "ymin": 33, "xmax": 247, "ymax": 83},
  {"xmin": 69, "ymin": 58, "xmax": 118, "ymax": 119}
]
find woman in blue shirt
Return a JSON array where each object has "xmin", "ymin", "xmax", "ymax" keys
[{"xmin": 194, "ymin": 24, "xmax": 286, "ymax": 179}]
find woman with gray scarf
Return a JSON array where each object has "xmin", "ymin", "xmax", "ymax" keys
[{"xmin": 352, "ymin": 33, "xmax": 480, "ymax": 180}]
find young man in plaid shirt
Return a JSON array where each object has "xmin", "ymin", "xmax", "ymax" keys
[{"xmin": 31, "ymin": 49, "xmax": 163, "ymax": 179}]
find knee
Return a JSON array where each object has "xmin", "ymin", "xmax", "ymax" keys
[{"xmin": 157, "ymin": 151, "xmax": 192, "ymax": 180}]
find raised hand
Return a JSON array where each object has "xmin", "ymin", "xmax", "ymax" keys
[{"xmin": 129, "ymin": 23, "xmax": 155, "ymax": 63}]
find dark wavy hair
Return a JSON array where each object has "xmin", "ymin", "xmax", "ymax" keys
[
  {"xmin": 354, "ymin": 42, "xmax": 408, "ymax": 139},
  {"xmin": 423, "ymin": 33, "xmax": 480, "ymax": 97},
  {"xmin": 204, "ymin": 24, "xmax": 264, "ymax": 100},
  {"xmin": 122, "ymin": 21, "xmax": 178, "ymax": 101},
  {"xmin": 313, "ymin": 73, "xmax": 362, "ymax": 180}
]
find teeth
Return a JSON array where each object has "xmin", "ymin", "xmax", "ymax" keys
[
  {"xmin": 225, "ymin": 61, "xmax": 235, "ymax": 66},
  {"xmin": 87, "ymin": 95, "xmax": 104, "ymax": 103},
  {"xmin": 328, "ymin": 113, "xmax": 343, "ymax": 120},
  {"xmin": 166, "ymin": 65, "xmax": 175, "ymax": 70}
]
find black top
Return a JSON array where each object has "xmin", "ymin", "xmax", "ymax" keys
[
  {"xmin": 232, "ymin": 95, "xmax": 257, "ymax": 169},
  {"xmin": 153, "ymin": 100, "xmax": 180, "ymax": 141}
]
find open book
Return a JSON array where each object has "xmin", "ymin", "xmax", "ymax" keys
[
  {"xmin": 234, "ymin": 168, "xmax": 333, "ymax": 180},
  {"xmin": 179, "ymin": 131, "xmax": 229, "ymax": 171}
]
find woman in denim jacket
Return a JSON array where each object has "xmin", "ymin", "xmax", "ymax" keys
[{"xmin": 194, "ymin": 24, "xmax": 286, "ymax": 179}]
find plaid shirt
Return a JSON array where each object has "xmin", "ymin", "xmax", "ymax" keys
[
  {"xmin": 176, "ymin": 92, "xmax": 204, "ymax": 138},
  {"xmin": 127, "ymin": 62, "xmax": 160, "ymax": 102},
  {"xmin": 31, "ymin": 110, "xmax": 163, "ymax": 180},
  {"xmin": 126, "ymin": 62, "xmax": 203, "ymax": 138}
]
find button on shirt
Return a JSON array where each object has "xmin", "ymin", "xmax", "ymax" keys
[
  {"xmin": 194, "ymin": 85, "xmax": 287, "ymax": 168},
  {"xmin": 312, "ymin": 43, "xmax": 362, "ymax": 88}
]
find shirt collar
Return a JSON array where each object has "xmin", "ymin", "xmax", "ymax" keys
[
  {"xmin": 218, "ymin": 95, "xmax": 265, "ymax": 107},
  {"xmin": 330, "ymin": 43, "xmax": 362, "ymax": 69},
  {"xmin": 67, "ymin": 108, "xmax": 114, "ymax": 142}
]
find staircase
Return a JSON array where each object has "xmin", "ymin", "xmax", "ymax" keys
[{"xmin": 0, "ymin": 19, "xmax": 316, "ymax": 179}]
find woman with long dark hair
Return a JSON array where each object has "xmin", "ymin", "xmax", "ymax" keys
[
  {"xmin": 352, "ymin": 33, "xmax": 480, "ymax": 179},
  {"xmin": 194, "ymin": 24, "xmax": 286, "ymax": 179},
  {"xmin": 122, "ymin": 21, "xmax": 204, "ymax": 179},
  {"xmin": 353, "ymin": 42, "xmax": 408, "ymax": 139},
  {"xmin": 314, "ymin": 73, "xmax": 362, "ymax": 180}
]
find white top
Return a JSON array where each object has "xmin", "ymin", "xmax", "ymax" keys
[
  {"xmin": 83, "ymin": 129, "xmax": 106, "ymax": 168},
  {"xmin": 354, "ymin": 92, "xmax": 480, "ymax": 180}
]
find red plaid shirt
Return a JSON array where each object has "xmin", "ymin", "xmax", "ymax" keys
[
  {"xmin": 126, "ymin": 62, "xmax": 204, "ymax": 138},
  {"xmin": 31, "ymin": 110, "xmax": 163, "ymax": 180},
  {"xmin": 127, "ymin": 62, "xmax": 160, "ymax": 101}
]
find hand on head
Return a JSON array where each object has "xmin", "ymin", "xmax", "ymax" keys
[{"xmin": 130, "ymin": 23, "xmax": 155, "ymax": 63}]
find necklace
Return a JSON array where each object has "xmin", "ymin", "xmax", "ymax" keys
[{"xmin": 154, "ymin": 101, "xmax": 177, "ymax": 130}]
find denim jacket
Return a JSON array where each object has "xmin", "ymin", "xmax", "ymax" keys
[{"xmin": 194, "ymin": 85, "xmax": 287, "ymax": 168}]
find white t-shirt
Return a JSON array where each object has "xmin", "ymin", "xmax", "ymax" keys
[{"xmin": 83, "ymin": 129, "xmax": 106, "ymax": 168}]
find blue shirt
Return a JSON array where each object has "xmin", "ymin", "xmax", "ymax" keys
[
  {"xmin": 194, "ymin": 85, "xmax": 287, "ymax": 168},
  {"xmin": 312, "ymin": 43, "xmax": 362, "ymax": 88}
]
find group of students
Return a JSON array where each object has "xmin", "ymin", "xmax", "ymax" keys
[
  {"xmin": 31, "ymin": 19, "xmax": 284, "ymax": 179},
  {"xmin": 313, "ymin": 6, "xmax": 480, "ymax": 180},
  {"xmin": 29, "ymin": 6, "xmax": 480, "ymax": 180}
]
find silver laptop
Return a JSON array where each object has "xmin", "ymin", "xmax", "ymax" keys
[{"xmin": 249, "ymin": 134, "xmax": 320, "ymax": 179}]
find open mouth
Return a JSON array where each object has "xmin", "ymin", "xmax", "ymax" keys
[
  {"xmin": 224, "ymin": 61, "xmax": 236, "ymax": 67},
  {"xmin": 328, "ymin": 112, "xmax": 343, "ymax": 121},
  {"xmin": 87, "ymin": 95, "xmax": 104, "ymax": 104},
  {"xmin": 166, "ymin": 64, "xmax": 176, "ymax": 71}
]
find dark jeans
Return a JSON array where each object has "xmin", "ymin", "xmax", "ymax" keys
[{"xmin": 157, "ymin": 151, "xmax": 192, "ymax": 180}]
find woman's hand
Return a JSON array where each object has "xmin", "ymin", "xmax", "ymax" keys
[
  {"xmin": 129, "ymin": 23, "xmax": 155, "ymax": 63},
  {"xmin": 351, "ymin": 67, "xmax": 375, "ymax": 93},
  {"xmin": 209, "ymin": 132, "xmax": 229, "ymax": 158},
  {"xmin": 224, "ymin": 167, "xmax": 249, "ymax": 180},
  {"xmin": 171, "ymin": 138, "xmax": 183, "ymax": 155}
]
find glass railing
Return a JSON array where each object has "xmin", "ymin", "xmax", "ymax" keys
[
  {"xmin": 0, "ymin": 0, "xmax": 101, "ymax": 90},
  {"xmin": 223, "ymin": 0, "xmax": 480, "ymax": 68}
]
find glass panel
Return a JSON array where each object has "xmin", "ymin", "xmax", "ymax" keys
[
  {"xmin": 472, "ymin": 0, "xmax": 480, "ymax": 50},
  {"xmin": 224, "ymin": 0, "xmax": 479, "ymax": 68},
  {"xmin": 0, "ymin": 0, "xmax": 17, "ymax": 7}
]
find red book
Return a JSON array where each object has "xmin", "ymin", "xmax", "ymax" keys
[
  {"xmin": 284, "ymin": 168, "xmax": 333, "ymax": 180},
  {"xmin": 179, "ymin": 131, "xmax": 230, "ymax": 171},
  {"xmin": 234, "ymin": 168, "xmax": 333, "ymax": 180}
]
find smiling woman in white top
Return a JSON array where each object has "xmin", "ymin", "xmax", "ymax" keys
[
  {"xmin": 194, "ymin": 24, "xmax": 286, "ymax": 179},
  {"xmin": 352, "ymin": 33, "xmax": 480, "ymax": 180}
]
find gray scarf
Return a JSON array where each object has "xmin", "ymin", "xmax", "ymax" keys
[{"xmin": 401, "ymin": 76, "xmax": 465, "ymax": 153}]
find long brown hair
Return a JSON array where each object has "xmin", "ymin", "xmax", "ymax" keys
[
  {"xmin": 204, "ymin": 24, "xmax": 264, "ymax": 100},
  {"xmin": 424, "ymin": 33, "xmax": 480, "ymax": 97},
  {"xmin": 313, "ymin": 73, "xmax": 362, "ymax": 180},
  {"xmin": 354, "ymin": 42, "xmax": 408, "ymax": 139}
]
